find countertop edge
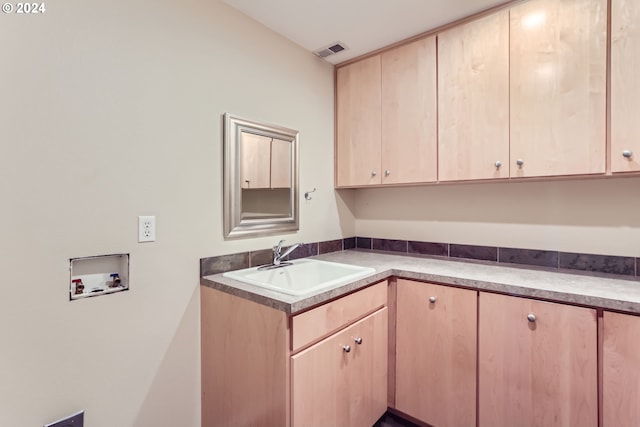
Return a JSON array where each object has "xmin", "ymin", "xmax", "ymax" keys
[{"xmin": 200, "ymin": 251, "xmax": 640, "ymax": 315}]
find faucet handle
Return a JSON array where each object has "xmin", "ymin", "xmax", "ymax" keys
[{"xmin": 273, "ymin": 239, "xmax": 285, "ymax": 252}]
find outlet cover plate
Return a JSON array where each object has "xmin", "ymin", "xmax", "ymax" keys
[
  {"xmin": 44, "ymin": 410, "xmax": 84, "ymax": 427},
  {"xmin": 138, "ymin": 215, "xmax": 156, "ymax": 242}
]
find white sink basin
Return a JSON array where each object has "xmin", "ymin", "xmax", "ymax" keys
[{"xmin": 223, "ymin": 258, "xmax": 376, "ymax": 296}]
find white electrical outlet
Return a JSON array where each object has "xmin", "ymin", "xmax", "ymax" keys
[{"xmin": 138, "ymin": 215, "xmax": 156, "ymax": 242}]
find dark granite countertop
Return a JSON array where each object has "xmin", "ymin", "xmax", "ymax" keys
[{"xmin": 200, "ymin": 250, "xmax": 640, "ymax": 315}]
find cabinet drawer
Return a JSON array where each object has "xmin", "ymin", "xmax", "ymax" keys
[{"xmin": 292, "ymin": 281, "xmax": 387, "ymax": 352}]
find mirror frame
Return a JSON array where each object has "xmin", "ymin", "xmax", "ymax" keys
[{"xmin": 223, "ymin": 113, "xmax": 299, "ymax": 239}]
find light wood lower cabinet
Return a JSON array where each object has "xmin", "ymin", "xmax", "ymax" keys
[
  {"xmin": 201, "ymin": 286, "xmax": 289, "ymax": 427},
  {"xmin": 603, "ymin": 310, "xmax": 640, "ymax": 426},
  {"xmin": 201, "ymin": 281, "xmax": 388, "ymax": 427},
  {"xmin": 292, "ymin": 308, "xmax": 388, "ymax": 427},
  {"xmin": 478, "ymin": 292, "xmax": 598, "ymax": 427},
  {"xmin": 202, "ymin": 277, "xmax": 619, "ymax": 427},
  {"xmin": 395, "ymin": 279, "xmax": 477, "ymax": 427}
]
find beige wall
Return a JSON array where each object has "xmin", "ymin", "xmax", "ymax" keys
[
  {"xmin": 354, "ymin": 176, "xmax": 640, "ymax": 257},
  {"xmin": 0, "ymin": 0, "xmax": 346, "ymax": 426}
]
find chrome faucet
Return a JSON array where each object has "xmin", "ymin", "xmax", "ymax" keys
[{"xmin": 272, "ymin": 239, "xmax": 303, "ymax": 266}]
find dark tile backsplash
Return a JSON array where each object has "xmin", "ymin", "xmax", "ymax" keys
[
  {"xmin": 408, "ymin": 241, "xmax": 448, "ymax": 257},
  {"xmin": 343, "ymin": 237, "xmax": 356, "ymax": 250},
  {"xmin": 559, "ymin": 252, "xmax": 636, "ymax": 276},
  {"xmin": 288, "ymin": 242, "xmax": 318, "ymax": 260},
  {"xmin": 249, "ymin": 249, "xmax": 273, "ymax": 267},
  {"xmin": 200, "ymin": 236, "xmax": 638, "ymax": 280},
  {"xmin": 319, "ymin": 239, "xmax": 343, "ymax": 254},
  {"xmin": 356, "ymin": 237, "xmax": 373, "ymax": 249},
  {"xmin": 200, "ymin": 252, "xmax": 249, "ymax": 277},
  {"xmin": 373, "ymin": 238, "xmax": 408, "ymax": 253},
  {"xmin": 450, "ymin": 244, "xmax": 498, "ymax": 262},
  {"xmin": 499, "ymin": 248, "xmax": 559, "ymax": 268}
]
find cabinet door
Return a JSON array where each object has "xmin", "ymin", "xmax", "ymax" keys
[
  {"xmin": 395, "ymin": 280, "xmax": 477, "ymax": 427},
  {"xmin": 478, "ymin": 292, "xmax": 597, "ymax": 427},
  {"xmin": 201, "ymin": 287, "xmax": 288, "ymax": 427},
  {"xmin": 240, "ymin": 132, "xmax": 271, "ymax": 189},
  {"xmin": 336, "ymin": 55, "xmax": 382, "ymax": 187},
  {"xmin": 270, "ymin": 138, "xmax": 292, "ymax": 188},
  {"xmin": 438, "ymin": 10, "xmax": 509, "ymax": 181},
  {"xmin": 291, "ymin": 307, "xmax": 388, "ymax": 427},
  {"xmin": 603, "ymin": 311, "xmax": 640, "ymax": 426},
  {"xmin": 611, "ymin": 0, "xmax": 640, "ymax": 172},
  {"xmin": 510, "ymin": 0, "xmax": 606, "ymax": 177},
  {"xmin": 381, "ymin": 37, "xmax": 437, "ymax": 184}
]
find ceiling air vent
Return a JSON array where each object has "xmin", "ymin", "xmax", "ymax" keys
[{"xmin": 314, "ymin": 42, "xmax": 347, "ymax": 59}]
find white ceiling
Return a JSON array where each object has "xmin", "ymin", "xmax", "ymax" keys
[{"xmin": 223, "ymin": 0, "xmax": 510, "ymax": 64}]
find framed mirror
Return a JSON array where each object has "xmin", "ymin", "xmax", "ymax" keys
[{"xmin": 223, "ymin": 113, "xmax": 299, "ymax": 239}]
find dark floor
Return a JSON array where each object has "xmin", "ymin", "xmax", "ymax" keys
[{"xmin": 373, "ymin": 411, "xmax": 421, "ymax": 427}]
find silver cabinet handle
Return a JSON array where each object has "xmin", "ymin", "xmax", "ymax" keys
[
  {"xmin": 516, "ymin": 159, "xmax": 524, "ymax": 167},
  {"xmin": 354, "ymin": 337, "xmax": 363, "ymax": 345},
  {"xmin": 384, "ymin": 170, "xmax": 391, "ymax": 176},
  {"xmin": 527, "ymin": 313, "xmax": 536, "ymax": 323},
  {"xmin": 371, "ymin": 171, "xmax": 377, "ymax": 177},
  {"xmin": 495, "ymin": 161, "xmax": 502, "ymax": 168},
  {"xmin": 429, "ymin": 296, "xmax": 437, "ymax": 303},
  {"xmin": 342, "ymin": 345, "xmax": 351, "ymax": 353},
  {"xmin": 623, "ymin": 150, "xmax": 633, "ymax": 158}
]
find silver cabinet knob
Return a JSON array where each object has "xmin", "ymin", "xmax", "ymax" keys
[
  {"xmin": 342, "ymin": 345, "xmax": 351, "ymax": 353},
  {"xmin": 527, "ymin": 313, "xmax": 536, "ymax": 323},
  {"xmin": 623, "ymin": 150, "xmax": 633, "ymax": 158},
  {"xmin": 495, "ymin": 161, "xmax": 502, "ymax": 168},
  {"xmin": 385, "ymin": 169, "xmax": 391, "ymax": 176},
  {"xmin": 429, "ymin": 296, "xmax": 437, "ymax": 303},
  {"xmin": 354, "ymin": 337, "xmax": 363, "ymax": 345},
  {"xmin": 371, "ymin": 171, "xmax": 377, "ymax": 177},
  {"xmin": 516, "ymin": 159, "xmax": 524, "ymax": 167}
]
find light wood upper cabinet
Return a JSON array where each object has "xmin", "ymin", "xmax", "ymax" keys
[
  {"xmin": 509, "ymin": 0, "xmax": 607, "ymax": 178},
  {"xmin": 603, "ymin": 311, "xmax": 640, "ymax": 427},
  {"xmin": 291, "ymin": 308, "xmax": 388, "ymax": 427},
  {"xmin": 381, "ymin": 37, "xmax": 437, "ymax": 184},
  {"xmin": 395, "ymin": 279, "xmax": 477, "ymax": 427},
  {"xmin": 335, "ymin": 0, "xmax": 622, "ymax": 184},
  {"xmin": 478, "ymin": 292, "xmax": 598, "ymax": 427},
  {"xmin": 438, "ymin": 10, "xmax": 510, "ymax": 181},
  {"xmin": 336, "ymin": 37, "xmax": 437, "ymax": 187},
  {"xmin": 611, "ymin": 0, "xmax": 640, "ymax": 173},
  {"xmin": 336, "ymin": 55, "xmax": 382, "ymax": 187}
]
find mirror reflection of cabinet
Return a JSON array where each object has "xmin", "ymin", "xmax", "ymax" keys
[
  {"xmin": 270, "ymin": 138, "xmax": 292, "ymax": 188},
  {"xmin": 240, "ymin": 133, "xmax": 292, "ymax": 189},
  {"xmin": 241, "ymin": 132, "xmax": 271, "ymax": 189}
]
